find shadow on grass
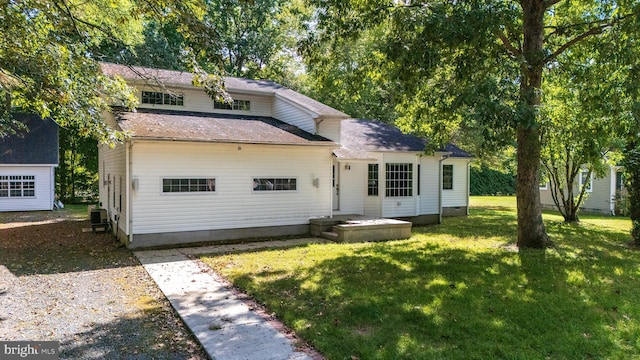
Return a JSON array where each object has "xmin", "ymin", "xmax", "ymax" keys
[{"xmin": 202, "ymin": 211, "xmax": 640, "ymax": 359}]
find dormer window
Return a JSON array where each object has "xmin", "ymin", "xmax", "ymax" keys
[
  {"xmin": 141, "ymin": 91, "xmax": 184, "ymax": 106},
  {"xmin": 214, "ymin": 99, "xmax": 251, "ymax": 111}
]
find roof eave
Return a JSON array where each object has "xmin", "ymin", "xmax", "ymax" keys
[{"xmin": 129, "ymin": 136, "xmax": 338, "ymax": 147}]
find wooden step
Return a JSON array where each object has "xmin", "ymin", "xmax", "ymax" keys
[{"xmin": 320, "ymin": 231, "xmax": 339, "ymax": 241}]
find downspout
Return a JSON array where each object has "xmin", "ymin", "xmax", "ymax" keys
[
  {"xmin": 438, "ymin": 153, "xmax": 451, "ymax": 224},
  {"xmin": 127, "ymin": 140, "xmax": 133, "ymax": 245}
]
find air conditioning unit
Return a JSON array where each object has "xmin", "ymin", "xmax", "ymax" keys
[{"xmin": 90, "ymin": 208, "xmax": 110, "ymax": 233}]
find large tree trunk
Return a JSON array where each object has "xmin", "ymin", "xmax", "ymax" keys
[
  {"xmin": 626, "ymin": 142, "xmax": 640, "ymax": 244},
  {"xmin": 517, "ymin": 0, "xmax": 551, "ymax": 248},
  {"xmin": 517, "ymin": 126, "xmax": 551, "ymax": 248}
]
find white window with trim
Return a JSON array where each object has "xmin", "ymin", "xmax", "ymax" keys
[
  {"xmin": 385, "ymin": 163, "xmax": 412, "ymax": 197},
  {"xmin": 162, "ymin": 178, "xmax": 216, "ymax": 193},
  {"xmin": 579, "ymin": 169, "xmax": 593, "ymax": 193},
  {"xmin": 214, "ymin": 99, "xmax": 251, "ymax": 111},
  {"xmin": 253, "ymin": 178, "xmax": 297, "ymax": 191},
  {"xmin": 368, "ymin": 164, "xmax": 379, "ymax": 196},
  {"xmin": 0, "ymin": 175, "xmax": 36, "ymax": 198},
  {"xmin": 442, "ymin": 164, "xmax": 453, "ymax": 190},
  {"xmin": 539, "ymin": 169, "xmax": 548, "ymax": 190},
  {"xmin": 141, "ymin": 91, "xmax": 184, "ymax": 106}
]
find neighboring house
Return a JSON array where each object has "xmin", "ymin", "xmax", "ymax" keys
[
  {"xmin": 0, "ymin": 114, "xmax": 59, "ymax": 212},
  {"xmin": 99, "ymin": 63, "xmax": 472, "ymax": 248},
  {"xmin": 539, "ymin": 165, "xmax": 628, "ymax": 216}
]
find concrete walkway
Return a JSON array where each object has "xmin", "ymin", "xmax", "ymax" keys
[{"xmin": 134, "ymin": 238, "xmax": 327, "ymax": 360}]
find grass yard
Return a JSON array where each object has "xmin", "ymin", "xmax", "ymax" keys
[{"xmin": 199, "ymin": 197, "xmax": 639, "ymax": 359}]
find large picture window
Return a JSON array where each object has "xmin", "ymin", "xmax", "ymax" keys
[
  {"xmin": 368, "ymin": 164, "xmax": 379, "ymax": 196},
  {"xmin": 162, "ymin": 178, "xmax": 215, "ymax": 193},
  {"xmin": 141, "ymin": 91, "xmax": 184, "ymax": 106},
  {"xmin": 253, "ymin": 178, "xmax": 297, "ymax": 191},
  {"xmin": 214, "ymin": 99, "xmax": 251, "ymax": 111},
  {"xmin": 385, "ymin": 163, "xmax": 412, "ymax": 197},
  {"xmin": 443, "ymin": 164, "xmax": 453, "ymax": 190},
  {"xmin": 0, "ymin": 175, "xmax": 35, "ymax": 198}
]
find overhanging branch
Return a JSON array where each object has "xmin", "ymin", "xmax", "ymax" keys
[
  {"xmin": 545, "ymin": 12, "xmax": 638, "ymax": 64},
  {"xmin": 496, "ymin": 30, "xmax": 522, "ymax": 59}
]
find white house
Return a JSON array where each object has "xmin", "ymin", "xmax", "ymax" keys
[
  {"xmin": 99, "ymin": 63, "xmax": 472, "ymax": 248},
  {"xmin": 0, "ymin": 114, "xmax": 59, "ymax": 212},
  {"xmin": 540, "ymin": 165, "xmax": 627, "ymax": 216}
]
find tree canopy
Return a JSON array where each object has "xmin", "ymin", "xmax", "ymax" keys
[{"xmin": 0, "ymin": 0, "xmax": 216, "ymax": 142}]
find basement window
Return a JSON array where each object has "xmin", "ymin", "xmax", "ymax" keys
[
  {"xmin": 162, "ymin": 178, "xmax": 216, "ymax": 193},
  {"xmin": 253, "ymin": 178, "xmax": 297, "ymax": 191}
]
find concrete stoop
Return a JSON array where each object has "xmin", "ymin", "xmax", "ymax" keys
[{"xmin": 311, "ymin": 215, "xmax": 412, "ymax": 243}]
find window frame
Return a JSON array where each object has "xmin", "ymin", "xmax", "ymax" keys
[
  {"xmin": 616, "ymin": 171, "xmax": 625, "ymax": 192},
  {"xmin": 367, "ymin": 164, "xmax": 379, "ymax": 196},
  {"xmin": 385, "ymin": 163, "xmax": 413, "ymax": 197},
  {"xmin": 161, "ymin": 177, "xmax": 217, "ymax": 194},
  {"xmin": 0, "ymin": 175, "xmax": 36, "ymax": 198},
  {"xmin": 214, "ymin": 99, "xmax": 251, "ymax": 111},
  {"xmin": 442, "ymin": 164, "xmax": 454, "ymax": 190},
  {"xmin": 252, "ymin": 177, "xmax": 298, "ymax": 192},
  {"xmin": 579, "ymin": 169, "xmax": 593, "ymax": 193},
  {"xmin": 141, "ymin": 91, "xmax": 184, "ymax": 106}
]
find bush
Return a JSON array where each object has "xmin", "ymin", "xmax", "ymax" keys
[{"xmin": 470, "ymin": 166, "xmax": 516, "ymax": 195}]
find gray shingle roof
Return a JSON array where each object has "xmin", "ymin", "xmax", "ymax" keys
[
  {"xmin": 115, "ymin": 108, "xmax": 335, "ymax": 146},
  {"xmin": 0, "ymin": 114, "xmax": 59, "ymax": 165},
  {"xmin": 337, "ymin": 119, "xmax": 472, "ymax": 158},
  {"xmin": 100, "ymin": 63, "xmax": 349, "ymax": 118}
]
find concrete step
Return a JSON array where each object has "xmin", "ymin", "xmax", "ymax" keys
[{"xmin": 320, "ymin": 231, "xmax": 338, "ymax": 241}]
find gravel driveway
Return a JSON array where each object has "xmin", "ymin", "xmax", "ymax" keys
[{"xmin": 0, "ymin": 209, "xmax": 209, "ymax": 359}]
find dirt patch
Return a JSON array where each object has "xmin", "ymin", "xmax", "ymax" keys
[{"xmin": 0, "ymin": 210, "xmax": 209, "ymax": 359}]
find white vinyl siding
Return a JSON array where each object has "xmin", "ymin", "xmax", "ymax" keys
[
  {"xmin": 442, "ymin": 159, "xmax": 469, "ymax": 207},
  {"xmin": 418, "ymin": 156, "xmax": 440, "ymax": 215},
  {"xmin": 0, "ymin": 166, "xmax": 55, "ymax": 211},
  {"xmin": 98, "ymin": 143, "xmax": 127, "ymax": 226},
  {"xmin": 129, "ymin": 142, "xmax": 332, "ymax": 235},
  {"xmin": 581, "ymin": 169, "xmax": 614, "ymax": 214},
  {"xmin": 317, "ymin": 118, "xmax": 342, "ymax": 142},
  {"xmin": 273, "ymin": 96, "xmax": 316, "ymax": 134}
]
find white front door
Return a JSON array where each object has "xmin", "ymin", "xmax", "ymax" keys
[{"xmin": 333, "ymin": 160, "xmax": 340, "ymax": 211}]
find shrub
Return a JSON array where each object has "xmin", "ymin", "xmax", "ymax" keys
[{"xmin": 470, "ymin": 166, "xmax": 516, "ymax": 195}]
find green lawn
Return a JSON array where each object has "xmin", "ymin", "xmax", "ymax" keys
[{"xmin": 199, "ymin": 197, "xmax": 639, "ymax": 360}]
